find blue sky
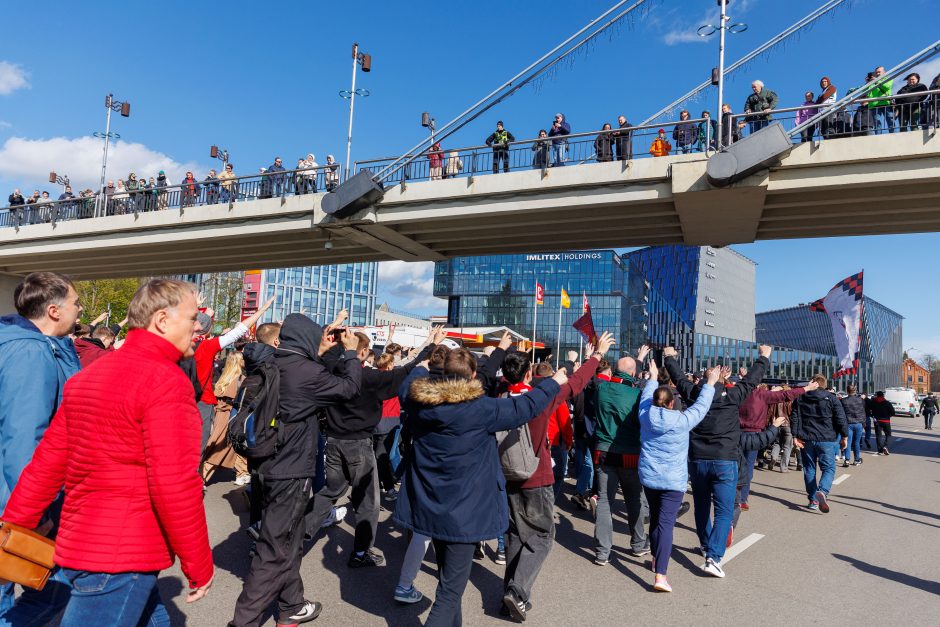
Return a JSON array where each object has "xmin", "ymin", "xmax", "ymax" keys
[{"xmin": 2, "ymin": 0, "xmax": 939, "ymax": 355}]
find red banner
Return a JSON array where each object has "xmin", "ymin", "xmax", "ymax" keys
[{"xmin": 535, "ymin": 281, "xmax": 544, "ymax": 305}]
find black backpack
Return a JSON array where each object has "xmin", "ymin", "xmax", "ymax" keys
[{"xmin": 227, "ymin": 361, "xmax": 282, "ymax": 459}]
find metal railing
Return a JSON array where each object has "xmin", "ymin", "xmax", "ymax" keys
[
  {"xmin": 728, "ymin": 89, "xmax": 940, "ymax": 143},
  {"xmin": 0, "ymin": 164, "xmax": 341, "ymax": 229},
  {"xmin": 354, "ymin": 117, "xmax": 718, "ymax": 185}
]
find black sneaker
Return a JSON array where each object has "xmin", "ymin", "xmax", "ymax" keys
[
  {"xmin": 677, "ymin": 501, "xmax": 691, "ymax": 518},
  {"xmin": 882, "ymin": 447, "xmax": 890, "ymax": 456},
  {"xmin": 501, "ymin": 589, "xmax": 528, "ymax": 622},
  {"xmin": 474, "ymin": 542, "xmax": 485, "ymax": 560},
  {"xmin": 348, "ymin": 550, "xmax": 385, "ymax": 568},
  {"xmin": 284, "ymin": 600, "xmax": 322, "ymax": 624},
  {"xmin": 498, "ymin": 598, "xmax": 532, "ymax": 619}
]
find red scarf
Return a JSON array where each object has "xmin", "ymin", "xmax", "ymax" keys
[{"xmin": 507, "ymin": 381, "xmax": 533, "ymax": 396}]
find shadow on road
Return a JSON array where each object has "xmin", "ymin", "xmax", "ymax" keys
[
  {"xmin": 832, "ymin": 553, "xmax": 940, "ymax": 596},
  {"xmin": 835, "ymin": 494, "xmax": 940, "ymax": 522},
  {"xmin": 155, "ymin": 577, "xmax": 185, "ymax": 626}
]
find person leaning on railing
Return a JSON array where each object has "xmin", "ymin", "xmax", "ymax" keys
[
  {"xmin": 744, "ymin": 80, "xmax": 779, "ymax": 132},
  {"xmin": 486, "ymin": 120, "xmax": 515, "ymax": 174},
  {"xmin": 531, "ymin": 130, "xmax": 550, "ymax": 169},
  {"xmin": 218, "ymin": 163, "xmax": 236, "ymax": 202},
  {"xmin": 612, "ymin": 115, "xmax": 633, "ymax": 160},
  {"xmin": 594, "ymin": 124, "xmax": 613, "ymax": 162},
  {"xmin": 324, "ymin": 155, "xmax": 340, "ymax": 191},
  {"xmin": 815, "ymin": 76, "xmax": 838, "ymax": 138},
  {"xmin": 443, "ymin": 151, "xmax": 462, "ymax": 179},
  {"xmin": 895, "ymin": 72, "xmax": 928, "ymax": 132}
]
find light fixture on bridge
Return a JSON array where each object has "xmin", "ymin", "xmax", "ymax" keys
[
  {"xmin": 324, "ymin": 231, "xmax": 334, "ymax": 251},
  {"xmin": 698, "ymin": 0, "xmax": 748, "ymax": 150},
  {"xmin": 93, "ymin": 93, "xmax": 131, "ymax": 217},
  {"xmin": 48, "ymin": 172, "xmax": 69, "ymax": 187},
  {"xmin": 340, "ymin": 42, "xmax": 374, "ymax": 182},
  {"xmin": 210, "ymin": 145, "xmax": 230, "ymax": 168}
]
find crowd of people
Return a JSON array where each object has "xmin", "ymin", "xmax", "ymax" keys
[
  {"xmin": 4, "ymin": 155, "xmax": 342, "ymax": 227},
  {"xmin": 0, "ymin": 271, "xmax": 909, "ymax": 626}
]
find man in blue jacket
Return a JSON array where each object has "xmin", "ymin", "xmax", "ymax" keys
[{"xmin": 0, "ymin": 272, "xmax": 82, "ymax": 622}]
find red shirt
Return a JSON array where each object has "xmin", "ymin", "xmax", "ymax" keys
[{"xmin": 194, "ymin": 336, "xmax": 222, "ymax": 405}]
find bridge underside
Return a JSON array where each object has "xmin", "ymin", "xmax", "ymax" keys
[{"xmin": 0, "ymin": 131, "xmax": 938, "ymax": 280}]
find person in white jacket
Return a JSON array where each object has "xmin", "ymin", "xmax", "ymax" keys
[{"xmin": 638, "ymin": 360, "xmax": 718, "ymax": 592}]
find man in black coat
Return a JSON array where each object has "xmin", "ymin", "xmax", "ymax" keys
[
  {"xmin": 230, "ymin": 314, "xmax": 361, "ymax": 627},
  {"xmin": 304, "ymin": 327, "xmax": 445, "ymax": 567},
  {"xmin": 790, "ymin": 374, "xmax": 848, "ymax": 513},
  {"xmin": 664, "ymin": 344, "xmax": 771, "ymax": 578}
]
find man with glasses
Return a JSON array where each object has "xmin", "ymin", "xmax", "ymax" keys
[
  {"xmin": 267, "ymin": 157, "xmax": 287, "ymax": 197},
  {"xmin": 548, "ymin": 113, "xmax": 571, "ymax": 167},
  {"xmin": 219, "ymin": 163, "xmax": 237, "ymax": 203}
]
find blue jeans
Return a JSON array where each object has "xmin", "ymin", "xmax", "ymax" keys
[
  {"xmin": 739, "ymin": 449, "xmax": 758, "ymax": 503},
  {"xmin": 874, "ymin": 106, "xmax": 896, "ymax": 133},
  {"xmin": 689, "ymin": 459, "xmax": 738, "ymax": 563},
  {"xmin": 573, "ymin": 436, "xmax": 594, "ymax": 495},
  {"xmin": 846, "ymin": 424, "xmax": 863, "ymax": 463},
  {"xmin": 0, "ymin": 568, "xmax": 72, "ymax": 626},
  {"xmin": 800, "ymin": 440, "xmax": 837, "ymax": 501},
  {"xmin": 551, "ymin": 144, "xmax": 566, "ymax": 166},
  {"xmin": 550, "ymin": 444, "xmax": 569, "ymax": 502},
  {"xmin": 59, "ymin": 569, "xmax": 168, "ymax": 627}
]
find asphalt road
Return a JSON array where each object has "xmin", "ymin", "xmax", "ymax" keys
[{"xmin": 163, "ymin": 414, "xmax": 940, "ymax": 626}]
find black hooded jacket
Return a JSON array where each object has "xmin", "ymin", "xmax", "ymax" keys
[
  {"xmin": 243, "ymin": 342, "xmax": 275, "ymax": 375},
  {"xmin": 666, "ymin": 355, "xmax": 769, "ymax": 461},
  {"xmin": 258, "ymin": 314, "xmax": 362, "ymax": 480},
  {"xmin": 322, "ymin": 342, "xmax": 435, "ymax": 440}
]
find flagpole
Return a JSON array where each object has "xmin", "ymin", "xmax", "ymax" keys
[
  {"xmin": 556, "ymin": 292, "xmax": 563, "ymax": 370},
  {"xmin": 532, "ymin": 280, "xmax": 538, "ymax": 363}
]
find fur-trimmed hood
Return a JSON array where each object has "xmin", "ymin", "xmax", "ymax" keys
[{"xmin": 410, "ymin": 377, "xmax": 484, "ymax": 406}]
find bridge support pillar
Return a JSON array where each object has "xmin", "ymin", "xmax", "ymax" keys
[
  {"xmin": 671, "ymin": 160, "xmax": 768, "ymax": 247},
  {"xmin": 0, "ymin": 273, "xmax": 21, "ymax": 315}
]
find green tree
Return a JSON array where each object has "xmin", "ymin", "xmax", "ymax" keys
[{"xmin": 76, "ymin": 278, "xmax": 143, "ymax": 326}]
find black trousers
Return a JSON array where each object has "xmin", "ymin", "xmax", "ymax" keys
[
  {"xmin": 371, "ymin": 430, "xmax": 398, "ymax": 492},
  {"xmin": 305, "ymin": 438, "xmax": 379, "ymax": 552},
  {"xmin": 425, "ymin": 539, "xmax": 476, "ymax": 627},
  {"xmin": 492, "ymin": 149, "xmax": 510, "ymax": 173},
  {"xmin": 230, "ymin": 478, "xmax": 311, "ymax": 626},
  {"xmin": 875, "ymin": 421, "xmax": 892, "ymax": 451},
  {"xmin": 504, "ymin": 485, "xmax": 555, "ymax": 604}
]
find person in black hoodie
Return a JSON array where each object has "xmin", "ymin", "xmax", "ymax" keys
[
  {"xmin": 304, "ymin": 326, "xmax": 445, "ymax": 567},
  {"xmin": 663, "ymin": 344, "xmax": 771, "ymax": 578},
  {"xmin": 230, "ymin": 315, "xmax": 361, "ymax": 627},
  {"xmin": 790, "ymin": 374, "xmax": 848, "ymax": 513}
]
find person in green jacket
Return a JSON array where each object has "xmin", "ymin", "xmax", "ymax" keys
[
  {"xmin": 591, "ymin": 344, "xmax": 650, "ymax": 565},
  {"xmin": 743, "ymin": 80, "xmax": 779, "ymax": 132},
  {"xmin": 867, "ymin": 66, "xmax": 896, "ymax": 134}
]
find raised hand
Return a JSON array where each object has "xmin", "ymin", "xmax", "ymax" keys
[
  {"xmin": 637, "ymin": 344, "xmax": 651, "ymax": 362},
  {"xmin": 341, "ymin": 328, "xmax": 359, "ymax": 351},
  {"xmin": 648, "ymin": 358, "xmax": 660, "ymax": 381},
  {"xmin": 552, "ymin": 368, "xmax": 569, "ymax": 387},
  {"xmin": 759, "ymin": 344, "xmax": 772, "ymax": 358},
  {"xmin": 498, "ymin": 330, "xmax": 513, "ymax": 351},
  {"xmin": 663, "ymin": 346, "xmax": 677, "ymax": 359},
  {"xmin": 705, "ymin": 367, "xmax": 720, "ymax": 386},
  {"xmin": 804, "ymin": 380, "xmax": 819, "ymax": 392},
  {"xmin": 595, "ymin": 331, "xmax": 615, "ymax": 356}
]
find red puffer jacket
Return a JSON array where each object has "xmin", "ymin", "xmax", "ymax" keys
[{"xmin": 2, "ymin": 329, "xmax": 213, "ymax": 588}]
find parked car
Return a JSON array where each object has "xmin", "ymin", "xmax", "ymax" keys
[{"xmin": 884, "ymin": 387, "xmax": 919, "ymax": 416}]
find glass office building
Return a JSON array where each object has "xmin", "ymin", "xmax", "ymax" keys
[
  {"xmin": 434, "ymin": 246, "xmax": 902, "ymax": 390},
  {"xmin": 757, "ymin": 298, "xmax": 903, "ymax": 392},
  {"xmin": 434, "ymin": 251, "xmax": 632, "ymax": 357}
]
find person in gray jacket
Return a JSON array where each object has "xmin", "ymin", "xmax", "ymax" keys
[{"xmin": 840, "ymin": 385, "xmax": 866, "ymax": 467}]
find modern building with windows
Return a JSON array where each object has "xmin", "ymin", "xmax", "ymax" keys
[
  {"xmin": 757, "ymin": 298, "xmax": 904, "ymax": 392},
  {"xmin": 231, "ymin": 263, "xmax": 378, "ymax": 327},
  {"xmin": 434, "ymin": 245, "xmax": 903, "ymax": 391}
]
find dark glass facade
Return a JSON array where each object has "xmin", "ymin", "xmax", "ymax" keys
[
  {"xmin": 434, "ymin": 251, "xmax": 631, "ymax": 357},
  {"xmin": 757, "ymin": 297, "xmax": 903, "ymax": 392}
]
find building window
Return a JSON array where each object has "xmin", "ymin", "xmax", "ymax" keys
[
  {"xmin": 704, "ymin": 321, "xmax": 715, "ymax": 327},
  {"xmin": 705, "ymin": 309, "xmax": 716, "ymax": 316},
  {"xmin": 705, "ymin": 273, "xmax": 717, "ymax": 280}
]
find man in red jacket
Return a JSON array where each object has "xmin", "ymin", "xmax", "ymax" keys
[
  {"xmin": 2, "ymin": 278, "xmax": 214, "ymax": 625},
  {"xmin": 501, "ymin": 332, "xmax": 614, "ymax": 622}
]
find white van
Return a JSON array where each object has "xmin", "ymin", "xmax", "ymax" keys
[{"xmin": 884, "ymin": 387, "xmax": 918, "ymax": 416}]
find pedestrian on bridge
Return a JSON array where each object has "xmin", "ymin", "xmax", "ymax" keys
[
  {"xmin": 672, "ymin": 111, "xmax": 696, "ymax": 154},
  {"xmin": 532, "ymin": 130, "xmax": 550, "ymax": 169},
  {"xmin": 613, "ymin": 115, "xmax": 633, "ymax": 160},
  {"xmin": 595, "ymin": 123, "xmax": 613, "ymax": 162},
  {"xmin": 486, "ymin": 121, "xmax": 515, "ymax": 174},
  {"xmin": 649, "ymin": 129, "xmax": 672, "ymax": 157},
  {"xmin": 744, "ymin": 80, "xmax": 779, "ymax": 132},
  {"xmin": 548, "ymin": 113, "xmax": 570, "ymax": 166}
]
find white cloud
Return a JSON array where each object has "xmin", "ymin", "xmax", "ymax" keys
[
  {"xmin": 377, "ymin": 261, "xmax": 445, "ymax": 314},
  {"xmin": 0, "ymin": 135, "xmax": 202, "ymax": 192},
  {"xmin": 0, "ymin": 121, "xmax": 10, "ymax": 129},
  {"xmin": 378, "ymin": 260, "xmax": 434, "ymax": 283},
  {"xmin": 661, "ymin": 0, "xmax": 757, "ymax": 47},
  {"xmin": 664, "ymin": 30, "xmax": 708, "ymax": 46},
  {"xmin": 0, "ymin": 61, "xmax": 30, "ymax": 96}
]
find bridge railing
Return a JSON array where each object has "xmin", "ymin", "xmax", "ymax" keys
[
  {"xmin": 729, "ymin": 88, "xmax": 940, "ymax": 141},
  {"xmin": 0, "ymin": 164, "xmax": 342, "ymax": 229},
  {"xmin": 353, "ymin": 117, "xmax": 716, "ymax": 185}
]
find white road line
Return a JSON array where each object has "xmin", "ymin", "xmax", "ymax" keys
[
  {"xmin": 722, "ymin": 533, "xmax": 764, "ymax": 564},
  {"xmin": 833, "ymin": 474, "xmax": 851, "ymax": 485},
  {"xmin": 915, "ymin": 429, "xmax": 921, "ymax": 432},
  {"xmin": 895, "ymin": 438, "xmax": 905, "ymax": 443}
]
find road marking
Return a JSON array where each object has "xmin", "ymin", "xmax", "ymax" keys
[
  {"xmin": 895, "ymin": 438, "xmax": 904, "ymax": 443},
  {"xmin": 722, "ymin": 533, "xmax": 764, "ymax": 564},
  {"xmin": 833, "ymin": 474, "xmax": 851, "ymax": 485},
  {"xmin": 915, "ymin": 429, "xmax": 921, "ymax": 432}
]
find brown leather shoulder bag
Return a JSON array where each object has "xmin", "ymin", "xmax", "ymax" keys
[{"xmin": 0, "ymin": 521, "xmax": 55, "ymax": 590}]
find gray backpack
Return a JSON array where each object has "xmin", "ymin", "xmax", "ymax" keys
[{"xmin": 495, "ymin": 423, "xmax": 540, "ymax": 482}]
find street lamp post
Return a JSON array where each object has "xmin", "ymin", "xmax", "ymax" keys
[
  {"xmin": 210, "ymin": 145, "xmax": 230, "ymax": 169},
  {"xmin": 340, "ymin": 42, "xmax": 372, "ymax": 182},
  {"xmin": 699, "ymin": 0, "xmax": 747, "ymax": 149},
  {"xmin": 48, "ymin": 172, "xmax": 69, "ymax": 188},
  {"xmin": 93, "ymin": 93, "xmax": 130, "ymax": 216}
]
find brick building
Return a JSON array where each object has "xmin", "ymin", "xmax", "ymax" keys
[{"xmin": 902, "ymin": 358, "xmax": 931, "ymax": 394}]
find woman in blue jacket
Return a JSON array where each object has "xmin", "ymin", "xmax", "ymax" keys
[
  {"xmin": 638, "ymin": 361, "xmax": 718, "ymax": 592},
  {"xmin": 393, "ymin": 348, "xmax": 565, "ymax": 626}
]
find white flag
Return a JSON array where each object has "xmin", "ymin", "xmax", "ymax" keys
[{"xmin": 809, "ymin": 271, "xmax": 863, "ymax": 377}]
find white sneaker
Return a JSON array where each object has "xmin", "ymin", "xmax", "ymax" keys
[
  {"xmin": 702, "ymin": 558, "xmax": 725, "ymax": 578},
  {"xmin": 320, "ymin": 505, "xmax": 347, "ymax": 528},
  {"xmin": 233, "ymin": 474, "xmax": 251, "ymax": 486},
  {"xmin": 285, "ymin": 600, "xmax": 322, "ymax": 624}
]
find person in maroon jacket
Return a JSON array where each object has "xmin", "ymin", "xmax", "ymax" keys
[
  {"xmin": 73, "ymin": 325, "xmax": 116, "ymax": 368},
  {"xmin": 1, "ymin": 278, "xmax": 214, "ymax": 625},
  {"xmin": 736, "ymin": 380, "xmax": 815, "ymax": 509},
  {"xmin": 501, "ymin": 332, "xmax": 614, "ymax": 622}
]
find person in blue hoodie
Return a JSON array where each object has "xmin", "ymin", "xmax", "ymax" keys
[
  {"xmin": 638, "ymin": 360, "xmax": 718, "ymax": 593},
  {"xmin": 0, "ymin": 272, "xmax": 82, "ymax": 623}
]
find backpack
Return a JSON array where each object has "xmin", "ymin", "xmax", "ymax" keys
[
  {"xmin": 227, "ymin": 361, "xmax": 282, "ymax": 459},
  {"xmin": 495, "ymin": 390, "xmax": 540, "ymax": 481}
]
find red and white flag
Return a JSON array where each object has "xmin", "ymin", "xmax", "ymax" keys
[
  {"xmin": 809, "ymin": 271, "xmax": 864, "ymax": 377},
  {"xmin": 582, "ymin": 292, "xmax": 589, "ymax": 314},
  {"xmin": 535, "ymin": 281, "xmax": 544, "ymax": 305}
]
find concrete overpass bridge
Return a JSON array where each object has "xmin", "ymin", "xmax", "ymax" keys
[{"xmin": 1, "ymin": 126, "xmax": 938, "ymax": 295}]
